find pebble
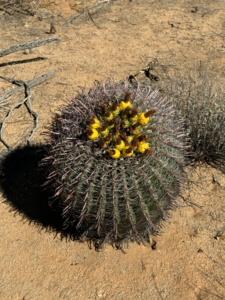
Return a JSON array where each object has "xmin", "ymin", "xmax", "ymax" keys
[
  {"xmin": 97, "ymin": 289, "xmax": 106, "ymax": 298},
  {"xmin": 24, "ymin": 48, "xmax": 35, "ymax": 55}
]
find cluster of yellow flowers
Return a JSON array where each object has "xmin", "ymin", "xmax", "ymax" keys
[{"xmin": 87, "ymin": 90, "xmax": 156, "ymax": 159}]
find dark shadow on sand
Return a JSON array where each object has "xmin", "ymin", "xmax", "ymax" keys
[{"xmin": 0, "ymin": 145, "xmax": 84, "ymax": 244}]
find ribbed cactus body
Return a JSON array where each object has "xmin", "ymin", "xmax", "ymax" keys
[{"xmin": 41, "ymin": 79, "xmax": 187, "ymax": 244}]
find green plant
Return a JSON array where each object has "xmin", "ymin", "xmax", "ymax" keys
[{"xmin": 40, "ymin": 79, "xmax": 188, "ymax": 246}]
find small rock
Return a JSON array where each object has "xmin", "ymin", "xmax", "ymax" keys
[
  {"xmin": 23, "ymin": 48, "xmax": 34, "ymax": 54},
  {"xmin": 97, "ymin": 289, "xmax": 106, "ymax": 298}
]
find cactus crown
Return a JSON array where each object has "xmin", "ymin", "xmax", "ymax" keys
[
  {"xmin": 86, "ymin": 88, "xmax": 156, "ymax": 158},
  {"xmin": 40, "ymin": 79, "xmax": 188, "ymax": 246}
]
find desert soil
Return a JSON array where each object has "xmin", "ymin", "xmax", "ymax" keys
[{"xmin": 0, "ymin": 0, "xmax": 225, "ymax": 299}]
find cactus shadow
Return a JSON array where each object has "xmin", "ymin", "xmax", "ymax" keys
[{"xmin": 0, "ymin": 145, "xmax": 82, "ymax": 242}]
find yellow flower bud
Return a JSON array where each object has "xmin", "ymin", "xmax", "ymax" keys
[
  {"xmin": 129, "ymin": 108, "xmax": 139, "ymax": 125},
  {"xmin": 137, "ymin": 141, "xmax": 149, "ymax": 153},
  {"xmin": 111, "ymin": 102, "xmax": 121, "ymax": 116},
  {"xmin": 100, "ymin": 127, "xmax": 109, "ymax": 137},
  {"xmin": 99, "ymin": 123, "xmax": 109, "ymax": 137},
  {"xmin": 138, "ymin": 112, "xmax": 149, "ymax": 126},
  {"xmin": 120, "ymin": 101, "xmax": 132, "ymax": 111},
  {"xmin": 89, "ymin": 118, "xmax": 100, "ymax": 129},
  {"xmin": 107, "ymin": 118, "xmax": 116, "ymax": 130},
  {"xmin": 120, "ymin": 90, "xmax": 132, "ymax": 111},
  {"xmin": 133, "ymin": 121, "xmax": 142, "ymax": 130},
  {"xmin": 122, "ymin": 146, "xmax": 133, "ymax": 157},
  {"xmin": 120, "ymin": 119, "xmax": 130, "ymax": 129},
  {"xmin": 104, "ymin": 134, "xmax": 112, "ymax": 144},
  {"xmin": 115, "ymin": 139, "xmax": 125, "ymax": 151},
  {"xmin": 138, "ymin": 110, "xmax": 156, "ymax": 125},
  {"xmin": 103, "ymin": 112, "xmax": 113, "ymax": 122},
  {"xmin": 87, "ymin": 128, "xmax": 99, "ymax": 140},
  {"xmin": 112, "ymin": 107, "xmax": 121, "ymax": 116},
  {"xmin": 108, "ymin": 148, "xmax": 121, "ymax": 159},
  {"xmin": 129, "ymin": 115, "xmax": 138, "ymax": 125}
]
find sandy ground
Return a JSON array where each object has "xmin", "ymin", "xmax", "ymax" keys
[{"xmin": 0, "ymin": 0, "xmax": 225, "ymax": 299}]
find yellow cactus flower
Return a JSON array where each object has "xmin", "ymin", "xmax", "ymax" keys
[
  {"xmin": 115, "ymin": 138, "xmax": 125, "ymax": 151},
  {"xmin": 111, "ymin": 102, "xmax": 121, "ymax": 116},
  {"xmin": 112, "ymin": 107, "xmax": 121, "ymax": 116},
  {"xmin": 138, "ymin": 110, "xmax": 157, "ymax": 126},
  {"xmin": 89, "ymin": 117, "xmax": 100, "ymax": 129},
  {"xmin": 87, "ymin": 128, "xmax": 99, "ymax": 140},
  {"xmin": 108, "ymin": 148, "xmax": 121, "ymax": 159},
  {"xmin": 99, "ymin": 123, "xmax": 109, "ymax": 137},
  {"xmin": 120, "ymin": 90, "xmax": 132, "ymax": 111},
  {"xmin": 122, "ymin": 146, "xmax": 133, "ymax": 157},
  {"xmin": 120, "ymin": 101, "xmax": 131, "ymax": 111},
  {"xmin": 137, "ymin": 141, "xmax": 149, "ymax": 153},
  {"xmin": 138, "ymin": 112, "xmax": 149, "ymax": 126}
]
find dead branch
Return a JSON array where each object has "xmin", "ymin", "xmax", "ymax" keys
[
  {"xmin": 0, "ymin": 71, "xmax": 55, "ymax": 150},
  {"xmin": 62, "ymin": 0, "xmax": 110, "ymax": 27},
  {"xmin": 62, "ymin": 9, "xmax": 85, "ymax": 26},
  {"xmin": 0, "ymin": 80, "xmax": 35, "ymax": 150},
  {"xmin": 0, "ymin": 71, "xmax": 55, "ymax": 99},
  {"xmin": 88, "ymin": 0, "xmax": 110, "ymax": 28},
  {"xmin": 0, "ymin": 37, "xmax": 60, "ymax": 58},
  {"xmin": 0, "ymin": 57, "xmax": 46, "ymax": 68}
]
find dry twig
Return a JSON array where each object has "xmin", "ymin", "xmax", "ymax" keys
[
  {"xmin": 0, "ymin": 37, "xmax": 60, "ymax": 58},
  {"xmin": 88, "ymin": 0, "xmax": 110, "ymax": 28},
  {"xmin": 0, "ymin": 71, "xmax": 55, "ymax": 151},
  {"xmin": 0, "ymin": 71, "xmax": 55, "ymax": 99},
  {"xmin": 0, "ymin": 80, "xmax": 35, "ymax": 150},
  {"xmin": 0, "ymin": 36, "xmax": 59, "ymax": 154},
  {"xmin": 62, "ymin": 0, "xmax": 110, "ymax": 27},
  {"xmin": 62, "ymin": 9, "xmax": 85, "ymax": 26}
]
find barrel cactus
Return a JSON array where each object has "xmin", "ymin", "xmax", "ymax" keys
[{"xmin": 40, "ymin": 79, "xmax": 188, "ymax": 245}]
